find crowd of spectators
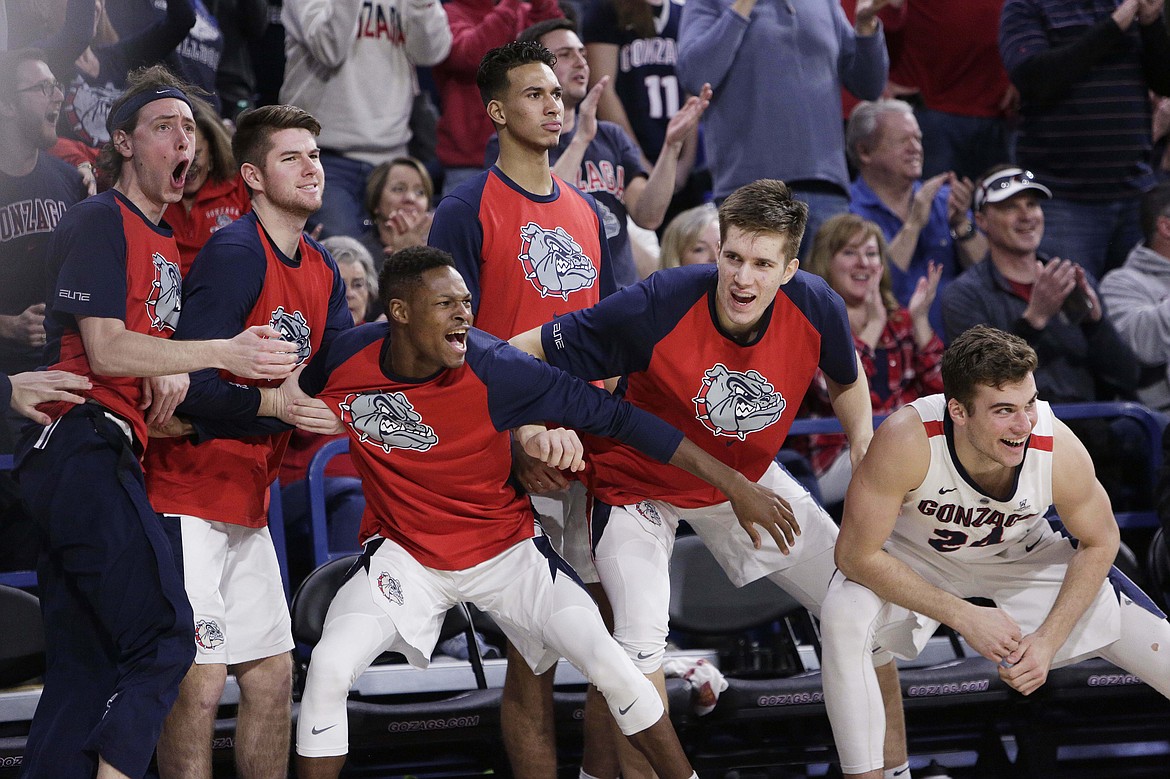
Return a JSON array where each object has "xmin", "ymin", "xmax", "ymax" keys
[
  {"xmin": 2, "ymin": 0, "xmax": 1169, "ymax": 543},
  {"xmin": 4, "ymin": 1, "xmax": 1170, "ymax": 777}
]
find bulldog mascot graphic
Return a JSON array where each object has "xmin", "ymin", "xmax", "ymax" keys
[
  {"xmin": 517, "ymin": 222, "xmax": 597, "ymax": 300},
  {"xmin": 340, "ymin": 391, "xmax": 439, "ymax": 454},
  {"xmin": 692, "ymin": 363, "xmax": 785, "ymax": 440}
]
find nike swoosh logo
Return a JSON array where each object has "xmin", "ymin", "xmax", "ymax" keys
[
  {"xmin": 938, "ymin": 487, "xmax": 958, "ymax": 495},
  {"xmin": 311, "ymin": 724, "xmax": 338, "ymax": 735},
  {"xmin": 1025, "ymin": 539, "xmax": 1041, "ymax": 553},
  {"xmin": 618, "ymin": 698, "xmax": 638, "ymax": 715},
  {"xmin": 892, "ymin": 769, "xmax": 910, "ymax": 777},
  {"xmin": 636, "ymin": 651, "xmax": 654, "ymax": 659}
]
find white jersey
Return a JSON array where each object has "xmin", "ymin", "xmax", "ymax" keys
[{"xmin": 893, "ymin": 394, "xmax": 1055, "ymax": 562}]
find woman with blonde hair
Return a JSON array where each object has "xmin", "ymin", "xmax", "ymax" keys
[
  {"xmin": 658, "ymin": 202, "xmax": 719, "ymax": 271},
  {"xmin": 799, "ymin": 212, "xmax": 944, "ymax": 505}
]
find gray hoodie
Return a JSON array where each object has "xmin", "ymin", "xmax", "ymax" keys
[{"xmin": 1100, "ymin": 244, "xmax": 1170, "ymax": 411}]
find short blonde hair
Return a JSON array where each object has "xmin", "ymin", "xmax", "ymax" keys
[{"xmin": 660, "ymin": 203, "xmax": 719, "ymax": 269}]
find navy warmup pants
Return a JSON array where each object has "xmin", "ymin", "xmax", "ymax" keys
[{"xmin": 15, "ymin": 404, "xmax": 194, "ymax": 778}]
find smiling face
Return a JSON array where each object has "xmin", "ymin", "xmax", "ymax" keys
[
  {"xmin": 8, "ymin": 59, "xmax": 63, "ymax": 151},
  {"xmin": 827, "ymin": 229, "xmax": 883, "ymax": 306},
  {"xmin": 682, "ymin": 219, "xmax": 721, "ymax": 266},
  {"xmin": 541, "ymin": 28, "xmax": 589, "ymax": 107},
  {"xmin": 861, "ymin": 110, "xmax": 923, "ymax": 184},
  {"xmin": 114, "ymin": 97, "xmax": 196, "ymax": 218},
  {"xmin": 245, "ymin": 127, "xmax": 323, "ymax": 218},
  {"xmin": 715, "ymin": 226, "xmax": 799, "ymax": 341},
  {"xmin": 976, "ymin": 192, "xmax": 1045, "ymax": 260},
  {"xmin": 492, "ymin": 62, "xmax": 564, "ymax": 153},
  {"xmin": 391, "ymin": 265, "xmax": 474, "ymax": 377},
  {"xmin": 377, "ymin": 163, "xmax": 428, "ymax": 220},
  {"xmin": 949, "ymin": 374, "xmax": 1039, "ymax": 473}
]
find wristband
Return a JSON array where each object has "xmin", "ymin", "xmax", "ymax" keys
[{"xmin": 949, "ymin": 221, "xmax": 976, "ymax": 242}]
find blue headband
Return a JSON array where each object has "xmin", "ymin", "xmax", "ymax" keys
[{"xmin": 106, "ymin": 86, "xmax": 192, "ymax": 137}]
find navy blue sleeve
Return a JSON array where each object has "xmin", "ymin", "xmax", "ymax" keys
[
  {"xmin": 785, "ymin": 270, "xmax": 858, "ymax": 386},
  {"xmin": 189, "ymin": 324, "xmax": 388, "ymax": 442},
  {"xmin": 483, "ymin": 134, "xmax": 500, "ymax": 169},
  {"xmin": 471, "ymin": 330, "xmax": 684, "ymax": 463},
  {"xmin": 174, "ymin": 227, "xmax": 268, "ymax": 419},
  {"xmin": 540, "ymin": 264, "xmax": 713, "ymax": 380},
  {"xmin": 428, "ymin": 193, "xmax": 486, "ymax": 313},
  {"xmin": 50, "ymin": 197, "xmax": 128, "ymax": 322}
]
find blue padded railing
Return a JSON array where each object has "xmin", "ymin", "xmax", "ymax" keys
[
  {"xmin": 305, "ymin": 438, "xmax": 354, "ymax": 569},
  {"xmin": 788, "ymin": 401, "xmax": 1168, "ymax": 529}
]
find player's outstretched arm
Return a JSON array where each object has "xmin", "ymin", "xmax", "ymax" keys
[
  {"xmin": 836, "ymin": 407, "xmax": 1025, "ymax": 664},
  {"xmin": 79, "ymin": 317, "xmax": 298, "ymax": 380},
  {"xmin": 999, "ymin": 418, "xmax": 1119, "ymax": 695}
]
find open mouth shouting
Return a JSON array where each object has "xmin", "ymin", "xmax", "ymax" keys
[
  {"xmin": 446, "ymin": 327, "xmax": 468, "ymax": 354},
  {"xmin": 171, "ymin": 159, "xmax": 190, "ymax": 189}
]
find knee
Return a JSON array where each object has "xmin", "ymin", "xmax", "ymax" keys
[
  {"xmin": 302, "ymin": 651, "xmax": 354, "ymax": 702},
  {"xmin": 181, "ymin": 664, "xmax": 230, "ymax": 715},
  {"xmin": 618, "ymin": 636, "xmax": 663, "ymax": 674},
  {"xmin": 819, "ymin": 582, "xmax": 879, "ymax": 651},
  {"xmin": 238, "ymin": 653, "xmax": 293, "ymax": 704}
]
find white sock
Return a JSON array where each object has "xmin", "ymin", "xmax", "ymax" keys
[
  {"xmin": 578, "ymin": 770, "xmax": 607, "ymax": 779},
  {"xmin": 884, "ymin": 762, "xmax": 911, "ymax": 779}
]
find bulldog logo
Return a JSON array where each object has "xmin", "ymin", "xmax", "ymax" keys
[
  {"xmin": 517, "ymin": 222, "xmax": 597, "ymax": 300},
  {"xmin": 269, "ymin": 306, "xmax": 312, "ymax": 365},
  {"xmin": 635, "ymin": 500, "xmax": 663, "ymax": 526},
  {"xmin": 194, "ymin": 619, "xmax": 225, "ymax": 650},
  {"xmin": 146, "ymin": 252, "xmax": 182, "ymax": 331},
  {"xmin": 692, "ymin": 363, "xmax": 784, "ymax": 440},
  {"xmin": 377, "ymin": 571, "xmax": 404, "ymax": 605},
  {"xmin": 340, "ymin": 391, "xmax": 439, "ymax": 453}
]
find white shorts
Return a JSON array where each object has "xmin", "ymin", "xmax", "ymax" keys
[
  {"xmin": 530, "ymin": 480, "xmax": 598, "ymax": 583},
  {"xmin": 849, "ymin": 529, "xmax": 1123, "ymax": 664},
  {"xmin": 593, "ymin": 461, "xmax": 840, "ymax": 672},
  {"xmin": 297, "ymin": 534, "xmax": 664, "ymax": 757},
  {"xmin": 171, "ymin": 514, "xmax": 294, "ymax": 666}
]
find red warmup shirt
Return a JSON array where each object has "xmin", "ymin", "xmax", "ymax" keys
[
  {"xmin": 428, "ymin": 166, "xmax": 615, "ymax": 340},
  {"xmin": 145, "ymin": 213, "xmax": 351, "ymax": 526},
  {"xmin": 40, "ymin": 190, "xmax": 184, "ymax": 451},
  {"xmin": 165, "ymin": 175, "xmax": 252, "ymax": 273},
  {"xmin": 300, "ymin": 325, "xmax": 682, "ymax": 570},
  {"xmin": 540, "ymin": 265, "xmax": 858, "ymax": 508}
]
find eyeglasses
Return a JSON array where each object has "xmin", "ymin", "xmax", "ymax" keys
[
  {"xmin": 16, "ymin": 79, "xmax": 63, "ymax": 98},
  {"xmin": 975, "ymin": 168, "xmax": 1038, "ymax": 210}
]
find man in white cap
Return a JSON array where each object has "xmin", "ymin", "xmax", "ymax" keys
[{"xmin": 940, "ymin": 165, "xmax": 1137, "ymax": 406}]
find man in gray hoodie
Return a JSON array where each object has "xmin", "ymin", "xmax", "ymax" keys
[{"xmin": 1100, "ymin": 182, "xmax": 1170, "ymax": 412}]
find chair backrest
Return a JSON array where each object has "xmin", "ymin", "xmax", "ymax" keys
[
  {"xmin": 291, "ymin": 553, "xmax": 362, "ymax": 648},
  {"xmin": 1147, "ymin": 528, "xmax": 1170, "ymax": 611},
  {"xmin": 306, "ymin": 438, "xmax": 353, "ymax": 569},
  {"xmin": 668, "ymin": 534, "xmax": 800, "ymax": 635},
  {"xmin": 0, "ymin": 584, "xmax": 44, "ymax": 688}
]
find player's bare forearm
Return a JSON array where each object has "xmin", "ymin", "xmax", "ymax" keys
[
  {"xmin": 80, "ymin": 318, "xmax": 297, "ymax": 380},
  {"xmin": 826, "ymin": 354, "xmax": 874, "ymax": 467}
]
